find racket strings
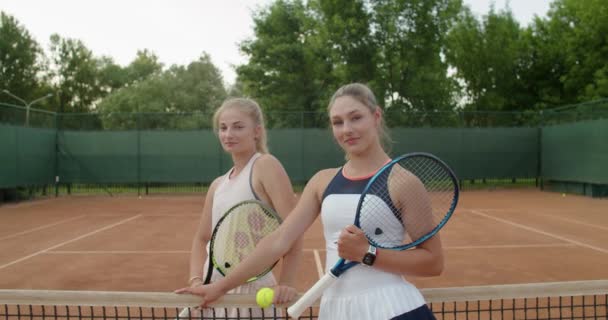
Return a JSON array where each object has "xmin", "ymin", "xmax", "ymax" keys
[
  {"xmin": 211, "ymin": 203, "xmax": 281, "ymax": 278},
  {"xmin": 359, "ymin": 157, "xmax": 456, "ymax": 249},
  {"xmin": 409, "ymin": 156, "xmax": 454, "ymax": 204},
  {"xmin": 359, "ymin": 169, "xmax": 406, "ymax": 248}
]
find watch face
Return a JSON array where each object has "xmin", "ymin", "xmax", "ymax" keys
[{"xmin": 363, "ymin": 253, "xmax": 375, "ymax": 266}]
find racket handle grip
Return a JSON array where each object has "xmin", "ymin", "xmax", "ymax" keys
[{"xmin": 287, "ymin": 272, "xmax": 337, "ymax": 319}]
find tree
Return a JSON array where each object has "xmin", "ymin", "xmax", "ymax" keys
[
  {"xmin": 0, "ymin": 12, "xmax": 46, "ymax": 106},
  {"xmin": 445, "ymin": 5, "xmax": 532, "ymax": 114},
  {"xmin": 97, "ymin": 56, "xmax": 129, "ymax": 94},
  {"xmin": 543, "ymin": 0, "xmax": 608, "ymax": 102},
  {"xmin": 313, "ymin": 0, "xmax": 377, "ymax": 85},
  {"xmin": 371, "ymin": 0, "xmax": 461, "ymax": 125},
  {"xmin": 237, "ymin": 0, "xmax": 462, "ymax": 128},
  {"xmin": 97, "ymin": 50, "xmax": 163, "ymax": 95},
  {"xmin": 126, "ymin": 49, "xmax": 163, "ymax": 84},
  {"xmin": 237, "ymin": 0, "xmax": 332, "ymax": 128},
  {"xmin": 48, "ymin": 34, "xmax": 102, "ymax": 113},
  {"xmin": 97, "ymin": 54, "xmax": 226, "ymax": 130}
]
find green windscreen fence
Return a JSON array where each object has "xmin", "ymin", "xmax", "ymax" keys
[
  {"xmin": 139, "ymin": 131, "xmax": 223, "ymax": 183},
  {"xmin": 58, "ymin": 131, "xmax": 139, "ymax": 184},
  {"xmin": 541, "ymin": 118, "xmax": 608, "ymax": 197},
  {"xmin": 391, "ymin": 128, "xmax": 539, "ymax": 180},
  {"xmin": 51, "ymin": 127, "xmax": 538, "ymax": 185},
  {"xmin": 56, "ymin": 129, "xmax": 343, "ymax": 185},
  {"xmin": 0, "ymin": 125, "xmax": 56, "ymax": 188},
  {"xmin": 270, "ymin": 129, "xmax": 344, "ymax": 182},
  {"xmin": 1, "ymin": 100, "xmax": 607, "ymax": 197}
]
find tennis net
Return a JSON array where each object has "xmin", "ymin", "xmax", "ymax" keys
[{"xmin": 1, "ymin": 280, "xmax": 606, "ymax": 319}]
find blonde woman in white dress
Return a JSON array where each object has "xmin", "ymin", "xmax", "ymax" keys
[{"xmin": 182, "ymin": 98, "xmax": 302, "ymax": 318}]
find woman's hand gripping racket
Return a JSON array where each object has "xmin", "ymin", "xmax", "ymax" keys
[
  {"xmin": 288, "ymin": 153, "xmax": 459, "ymax": 319},
  {"xmin": 178, "ymin": 200, "xmax": 282, "ymax": 318}
]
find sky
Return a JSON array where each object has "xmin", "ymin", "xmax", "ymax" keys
[{"xmin": 0, "ymin": 0, "xmax": 551, "ymax": 86}]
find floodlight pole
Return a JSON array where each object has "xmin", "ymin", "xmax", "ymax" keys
[{"xmin": 1, "ymin": 90, "xmax": 53, "ymax": 126}]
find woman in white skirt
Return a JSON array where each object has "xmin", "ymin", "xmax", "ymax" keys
[
  {"xmin": 177, "ymin": 85, "xmax": 442, "ymax": 320},
  {"xmin": 183, "ymin": 98, "xmax": 302, "ymax": 318}
]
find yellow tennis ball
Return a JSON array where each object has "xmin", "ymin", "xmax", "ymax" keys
[{"xmin": 256, "ymin": 287, "xmax": 274, "ymax": 308}]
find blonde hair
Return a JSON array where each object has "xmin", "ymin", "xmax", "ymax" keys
[
  {"xmin": 328, "ymin": 83, "xmax": 392, "ymax": 154},
  {"xmin": 212, "ymin": 98, "xmax": 269, "ymax": 154}
]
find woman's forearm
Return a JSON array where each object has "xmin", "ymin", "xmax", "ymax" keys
[
  {"xmin": 373, "ymin": 246, "xmax": 444, "ymax": 277},
  {"xmin": 277, "ymin": 236, "xmax": 303, "ymax": 287},
  {"xmin": 189, "ymin": 238, "xmax": 208, "ymax": 280},
  {"xmin": 371, "ymin": 234, "xmax": 444, "ymax": 278}
]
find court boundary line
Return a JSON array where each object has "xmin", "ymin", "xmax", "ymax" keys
[
  {"xmin": 0, "ymin": 215, "xmax": 85, "ymax": 241},
  {"xmin": 141, "ymin": 214, "xmax": 201, "ymax": 217},
  {"xmin": 481, "ymin": 209, "xmax": 608, "ymax": 232},
  {"xmin": 445, "ymin": 243, "xmax": 576, "ymax": 250},
  {"xmin": 0, "ymin": 215, "xmax": 142, "ymax": 270},
  {"xmin": 47, "ymin": 250, "xmax": 190, "ymax": 254},
  {"xmin": 88, "ymin": 214, "xmax": 201, "ymax": 217},
  {"xmin": 471, "ymin": 210, "xmax": 608, "ymax": 255},
  {"xmin": 313, "ymin": 249, "xmax": 324, "ymax": 279},
  {"xmin": 47, "ymin": 244, "xmax": 577, "ymax": 255}
]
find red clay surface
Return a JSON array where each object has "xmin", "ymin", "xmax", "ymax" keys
[{"xmin": 1, "ymin": 189, "xmax": 607, "ymax": 293}]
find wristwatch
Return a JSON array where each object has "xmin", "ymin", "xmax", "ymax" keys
[{"xmin": 362, "ymin": 245, "xmax": 377, "ymax": 266}]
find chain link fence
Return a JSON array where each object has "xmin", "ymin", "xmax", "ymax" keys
[{"xmin": 1, "ymin": 99, "xmax": 607, "ymax": 201}]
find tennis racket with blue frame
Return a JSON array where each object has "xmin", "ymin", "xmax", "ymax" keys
[{"xmin": 288, "ymin": 152, "xmax": 459, "ymax": 318}]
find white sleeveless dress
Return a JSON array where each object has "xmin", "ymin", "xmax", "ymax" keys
[
  {"xmin": 318, "ymin": 168, "xmax": 427, "ymax": 320},
  {"xmin": 201, "ymin": 153, "xmax": 277, "ymax": 317}
]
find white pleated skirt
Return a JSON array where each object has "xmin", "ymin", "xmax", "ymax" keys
[{"xmin": 318, "ymin": 265, "xmax": 426, "ymax": 320}]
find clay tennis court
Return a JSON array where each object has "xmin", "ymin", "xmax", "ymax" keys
[{"xmin": 1, "ymin": 188, "xmax": 607, "ymax": 294}]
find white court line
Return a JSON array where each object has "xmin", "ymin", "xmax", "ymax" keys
[
  {"xmin": 471, "ymin": 210, "xmax": 608, "ymax": 255},
  {"xmin": 530, "ymin": 213, "xmax": 608, "ymax": 232},
  {"xmin": 91, "ymin": 214, "xmax": 201, "ymax": 218},
  {"xmin": 0, "ymin": 215, "xmax": 85, "ymax": 241},
  {"xmin": 480, "ymin": 209, "xmax": 608, "ymax": 232},
  {"xmin": 0, "ymin": 215, "xmax": 142, "ymax": 270},
  {"xmin": 144, "ymin": 214, "xmax": 201, "ymax": 216},
  {"xmin": 459, "ymin": 208, "xmax": 502, "ymax": 212},
  {"xmin": 313, "ymin": 249, "xmax": 324, "ymax": 279},
  {"xmin": 445, "ymin": 243, "xmax": 576, "ymax": 250},
  {"xmin": 47, "ymin": 250, "xmax": 190, "ymax": 254}
]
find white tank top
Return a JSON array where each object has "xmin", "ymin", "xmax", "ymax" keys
[
  {"xmin": 318, "ymin": 167, "xmax": 426, "ymax": 319},
  {"xmin": 205, "ymin": 153, "xmax": 276, "ymax": 289},
  {"xmin": 211, "ymin": 152, "xmax": 262, "ymax": 229}
]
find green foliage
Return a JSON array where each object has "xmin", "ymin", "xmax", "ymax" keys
[
  {"xmin": 314, "ymin": 0, "xmax": 376, "ymax": 84},
  {"xmin": 97, "ymin": 50, "xmax": 163, "ymax": 95},
  {"xmin": 543, "ymin": 0, "xmax": 608, "ymax": 102},
  {"xmin": 96, "ymin": 54, "xmax": 226, "ymax": 130},
  {"xmin": 450, "ymin": 0, "xmax": 608, "ymax": 111},
  {"xmin": 237, "ymin": 0, "xmax": 330, "ymax": 128},
  {"xmin": 4, "ymin": 0, "xmax": 608, "ymax": 126},
  {"xmin": 127, "ymin": 50, "xmax": 163, "ymax": 84},
  {"xmin": 371, "ymin": 0, "xmax": 461, "ymax": 114},
  {"xmin": 445, "ymin": 6, "xmax": 534, "ymax": 113},
  {"xmin": 49, "ymin": 34, "xmax": 103, "ymax": 113},
  {"xmin": 237, "ymin": 0, "xmax": 462, "ymax": 128},
  {"xmin": 0, "ymin": 12, "xmax": 46, "ymax": 105}
]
